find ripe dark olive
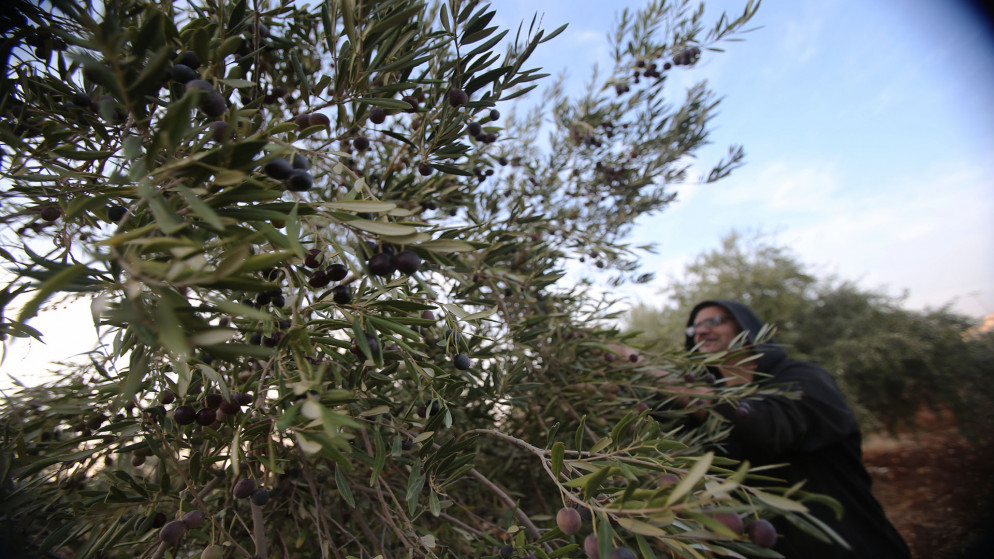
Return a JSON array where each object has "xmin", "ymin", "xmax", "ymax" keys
[
  {"xmin": 208, "ymin": 121, "xmax": 229, "ymax": 142},
  {"xmin": 394, "ymin": 250, "xmax": 421, "ymax": 274},
  {"xmin": 735, "ymin": 402, "xmax": 752, "ymax": 418},
  {"xmin": 453, "ymin": 353, "xmax": 471, "ymax": 371},
  {"xmin": 421, "ymin": 310, "xmax": 435, "ymax": 321},
  {"xmin": 628, "ymin": 353, "xmax": 639, "ymax": 363},
  {"xmin": 304, "ymin": 249, "xmax": 323, "ymax": 268},
  {"xmin": 609, "ymin": 548, "xmax": 636, "ymax": 559},
  {"xmin": 200, "ymin": 90, "xmax": 227, "ymax": 117},
  {"xmin": 556, "ymin": 507, "xmax": 581, "ymax": 535},
  {"xmin": 489, "ymin": 109, "xmax": 500, "ymax": 121},
  {"xmin": 308, "ymin": 270, "xmax": 331, "ymax": 288},
  {"xmin": 483, "ymin": 132, "xmax": 497, "ymax": 143},
  {"xmin": 401, "ymin": 95, "xmax": 419, "ymax": 113},
  {"xmin": 204, "ymin": 394, "xmax": 223, "ymax": 409},
  {"xmin": 332, "ymin": 285, "xmax": 352, "ymax": 305},
  {"xmin": 286, "ymin": 169, "xmax": 313, "ymax": 191},
  {"xmin": 702, "ymin": 373, "xmax": 716, "ymax": 384},
  {"xmin": 264, "ymin": 158, "xmax": 292, "ymax": 180},
  {"xmin": 351, "ymin": 333, "xmax": 380, "ymax": 357},
  {"xmin": 72, "ymin": 92, "xmax": 92, "ymax": 107},
  {"xmin": 499, "ymin": 544, "xmax": 513, "ymax": 559},
  {"xmin": 219, "ymin": 398, "xmax": 240, "ymax": 415},
  {"xmin": 160, "ymin": 389, "xmax": 176, "ymax": 405},
  {"xmin": 444, "ymin": 329, "xmax": 463, "ymax": 344},
  {"xmin": 417, "ymin": 401, "xmax": 441, "ymax": 418},
  {"xmin": 250, "ymin": 488, "xmax": 270, "ymax": 506},
  {"xmin": 584, "ymin": 534, "xmax": 599, "ymax": 559},
  {"xmin": 353, "ymin": 136, "xmax": 370, "ymax": 151},
  {"xmin": 237, "ymin": 392, "xmax": 253, "ymax": 405},
  {"xmin": 467, "ymin": 122, "xmax": 482, "ymax": 137},
  {"xmin": 170, "ymin": 64, "xmax": 198, "ymax": 83},
  {"xmin": 292, "ymin": 153, "xmax": 309, "ymax": 170},
  {"xmin": 683, "ymin": 373, "xmax": 697, "ymax": 383},
  {"xmin": 368, "ymin": 252, "xmax": 395, "ymax": 277},
  {"xmin": 308, "ymin": 113, "xmax": 330, "ymax": 127},
  {"xmin": 233, "ymin": 478, "xmax": 256, "ymax": 499},
  {"xmin": 182, "ymin": 510, "xmax": 206, "ymax": 529},
  {"xmin": 159, "ymin": 520, "xmax": 187, "ymax": 544},
  {"xmin": 417, "ymin": 162, "xmax": 433, "ymax": 176},
  {"xmin": 748, "ymin": 519, "xmax": 777, "ymax": 548},
  {"xmin": 173, "ymin": 405, "xmax": 196, "ymax": 425},
  {"xmin": 447, "ymin": 88, "xmax": 468, "ymax": 107},
  {"xmin": 195, "ymin": 408, "xmax": 216, "ymax": 426},
  {"xmin": 369, "ymin": 106, "xmax": 386, "ymax": 124},
  {"xmin": 185, "ymin": 79, "xmax": 213, "ymax": 92},
  {"xmin": 178, "ymin": 50, "xmax": 201, "ymax": 68},
  {"xmin": 40, "ymin": 206, "xmax": 61, "ymax": 221},
  {"xmin": 293, "ymin": 113, "xmax": 311, "ymax": 128},
  {"xmin": 326, "ymin": 263, "xmax": 348, "ymax": 281}
]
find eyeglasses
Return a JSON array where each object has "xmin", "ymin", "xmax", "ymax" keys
[{"xmin": 686, "ymin": 315, "xmax": 730, "ymax": 337}]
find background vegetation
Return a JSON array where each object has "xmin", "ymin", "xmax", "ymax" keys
[{"xmin": 626, "ymin": 231, "xmax": 994, "ymax": 436}]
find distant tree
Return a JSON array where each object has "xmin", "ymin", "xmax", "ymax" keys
[
  {"xmin": 627, "ymin": 231, "xmax": 816, "ymax": 349},
  {"xmin": 0, "ymin": 1, "xmax": 838, "ymax": 558},
  {"xmin": 626, "ymin": 231, "xmax": 994, "ymax": 434}
]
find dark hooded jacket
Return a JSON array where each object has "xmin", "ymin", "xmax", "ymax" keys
[{"xmin": 686, "ymin": 300, "xmax": 910, "ymax": 559}]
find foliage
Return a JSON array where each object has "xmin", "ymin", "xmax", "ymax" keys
[
  {"xmin": 626, "ymin": 231, "xmax": 994, "ymax": 435},
  {"xmin": 0, "ymin": 0, "xmax": 844, "ymax": 558}
]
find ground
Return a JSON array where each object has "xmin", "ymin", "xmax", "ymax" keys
[{"xmin": 863, "ymin": 408, "xmax": 994, "ymax": 559}]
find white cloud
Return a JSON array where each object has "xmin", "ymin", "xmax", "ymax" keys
[
  {"xmin": 632, "ymin": 152, "xmax": 994, "ymax": 318},
  {"xmin": 715, "ymin": 160, "xmax": 843, "ymax": 212}
]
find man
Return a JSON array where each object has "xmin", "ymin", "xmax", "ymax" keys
[{"xmin": 683, "ymin": 300, "xmax": 911, "ymax": 558}]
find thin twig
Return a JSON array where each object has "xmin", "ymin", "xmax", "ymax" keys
[
  {"xmin": 251, "ymin": 502, "xmax": 268, "ymax": 559},
  {"xmin": 466, "ymin": 468, "xmax": 541, "ymax": 538}
]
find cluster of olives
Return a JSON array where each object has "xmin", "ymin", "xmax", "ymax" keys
[
  {"xmin": 466, "ymin": 108, "xmax": 501, "ymax": 144},
  {"xmin": 616, "ymin": 46, "xmax": 700, "ymax": 96},
  {"xmin": 551, "ymin": 502, "xmax": 778, "ymax": 558},
  {"xmin": 367, "ymin": 246, "xmax": 422, "ymax": 277},
  {"xmin": 165, "ymin": 389, "xmax": 252, "ymax": 428},
  {"xmin": 263, "ymin": 153, "xmax": 313, "ymax": 191}
]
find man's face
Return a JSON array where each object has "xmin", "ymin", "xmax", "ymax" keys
[{"xmin": 691, "ymin": 305, "xmax": 741, "ymax": 353}]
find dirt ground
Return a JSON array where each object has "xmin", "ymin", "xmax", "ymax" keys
[{"xmin": 862, "ymin": 409, "xmax": 994, "ymax": 559}]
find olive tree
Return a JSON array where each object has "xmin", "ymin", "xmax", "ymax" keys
[{"xmin": 0, "ymin": 1, "xmax": 839, "ymax": 558}]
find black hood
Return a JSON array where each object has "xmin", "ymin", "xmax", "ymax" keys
[{"xmin": 685, "ymin": 300, "xmax": 786, "ymax": 367}]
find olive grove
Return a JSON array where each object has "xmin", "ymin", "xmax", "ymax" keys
[
  {"xmin": 0, "ymin": 1, "xmax": 843, "ymax": 558},
  {"xmin": 626, "ymin": 231, "xmax": 994, "ymax": 436}
]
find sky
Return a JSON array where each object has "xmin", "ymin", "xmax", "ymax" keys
[
  {"xmin": 494, "ymin": 0, "xmax": 994, "ymax": 318},
  {"xmin": 2, "ymin": 0, "xmax": 993, "ymax": 387}
]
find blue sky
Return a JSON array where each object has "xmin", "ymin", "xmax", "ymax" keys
[{"xmin": 496, "ymin": 0, "xmax": 994, "ymax": 317}]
